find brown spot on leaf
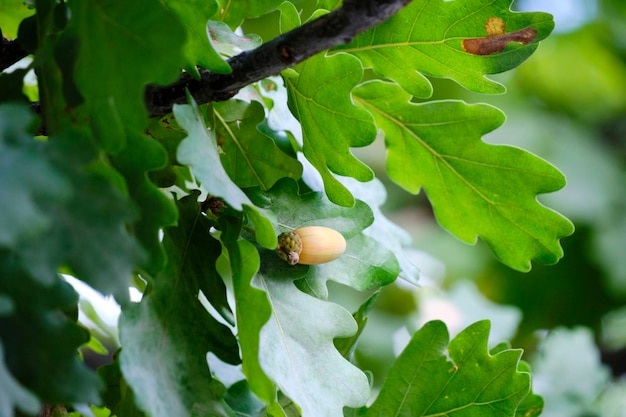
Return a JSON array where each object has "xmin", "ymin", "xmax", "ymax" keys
[{"xmin": 463, "ymin": 17, "xmax": 538, "ymax": 56}]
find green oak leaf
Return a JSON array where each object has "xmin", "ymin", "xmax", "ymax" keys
[
  {"xmin": 161, "ymin": 0, "xmax": 231, "ymax": 75},
  {"xmin": 256, "ymin": 254, "xmax": 370, "ymax": 417},
  {"xmin": 285, "ymin": 53, "xmax": 377, "ymax": 206},
  {"xmin": 0, "ymin": 341, "xmax": 40, "ymax": 417},
  {"xmin": 175, "ymin": 97, "xmax": 252, "ymax": 211},
  {"xmin": 98, "ymin": 355, "xmax": 147, "ymax": 417},
  {"xmin": 278, "ymin": 1, "xmax": 300, "ymax": 34},
  {"xmin": 354, "ymin": 80, "xmax": 574, "ymax": 271},
  {"xmin": 111, "ymin": 129, "xmax": 178, "ymax": 276},
  {"xmin": 0, "ymin": 253, "xmax": 102, "ymax": 405},
  {"xmin": 0, "ymin": 104, "xmax": 70, "ymax": 247},
  {"xmin": 67, "ymin": 0, "xmax": 186, "ymax": 152},
  {"xmin": 335, "ymin": 291, "xmax": 380, "ymax": 360},
  {"xmin": 119, "ymin": 194, "xmax": 239, "ymax": 417},
  {"xmin": 206, "ymin": 21, "xmax": 262, "ymax": 58},
  {"xmin": 212, "ymin": 0, "xmax": 284, "ymax": 29},
  {"xmin": 174, "ymin": 96, "xmax": 277, "ymax": 249},
  {"xmin": 219, "ymin": 217, "xmax": 276, "ymax": 405},
  {"xmin": 213, "ymin": 99, "xmax": 302, "ymax": 190},
  {"xmin": 365, "ymin": 320, "xmax": 533, "ymax": 417},
  {"xmin": 335, "ymin": 0, "xmax": 554, "ymax": 97},
  {"xmin": 13, "ymin": 131, "xmax": 144, "ymax": 302},
  {"xmin": 247, "ymin": 179, "xmax": 398, "ymax": 296},
  {"xmin": 339, "ymin": 176, "xmax": 420, "ymax": 284}
]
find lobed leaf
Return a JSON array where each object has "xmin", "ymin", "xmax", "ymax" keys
[
  {"xmin": 175, "ymin": 97, "xmax": 277, "ymax": 249},
  {"xmin": 0, "ymin": 341, "xmax": 40, "ymax": 417},
  {"xmin": 247, "ymin": 179, "xmax": 399, "ymax": 296},
  {"xmin": 219, "ymin": 217, "xmax": 276, "ymax": 405},
  {"xmin": 285, "ymin": 53, "xmax": 377, "ymax": 206},
  {"xmin": 161, "ymin": 0, "xmax": 231, "ymax": 75},
  {"xmin": 0, "ymin": 253, "xmax": 102, "ymax": 406},
  {"xmin": 119, "ymin": 194, "xmax": 239, "ymax": 417},
  {"xmin": 365, "ymin": 320, "xmax": 533, "ymax": 417},
  {"xmin": 335, "ymin": 0, "xmax": 554, "ymax": 97},
  {"xmin": 67, "ymin": 0, "xmax": 186, "ymax": 153},
  {"xmin": 213, "ymin": 99, "xmax": 302, "ymax": 190},
  {"xmin": 256, "ymin": 255, "xmax": 370, "ymax": 417},
  {"xmin": 212, "ymin": 0, "xmax": 284, "ymax": 29},
  {"xmin": 354, "ymin": 80, "xmax": 574, "ymax": 271},
  {"xmin": 0, "ymin": 104, "xmax": 69, "ymax": 248}
]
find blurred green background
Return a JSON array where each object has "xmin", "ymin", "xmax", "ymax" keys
[{"xmin": 347, "ymin": 1, "xmax": 626, "ymax": 415}]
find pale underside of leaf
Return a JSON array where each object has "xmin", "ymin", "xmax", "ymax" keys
[{"xmin": 257, "ymin": 272, "xmax": 370, "ymax": 417}]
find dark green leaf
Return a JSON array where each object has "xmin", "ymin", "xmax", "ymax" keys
[
  {"xmin": 366, "ymin": 320, "xmax": 532, "ymax": 417},
  {"xmin": 336, "ymin": 0, "xmax": 554, "ymax": 97},
  {"xmin": 119, "ymin": 194, "xmax": 239, "ymax": 417},
  {"xmin": 213, "ymin": 99, "xmax": 302, "ymax": 190},
  {"xmin": 219, "ymin": 217, "xmax": 276, "ymax": 405},
  {"xmin": 0, "ymin": 341, "xmax": 40, "ymax": 417},
  {"xmin": 0, "ymin": 103, "xmax": 69, "ymax": 247},
  {"xmin": 161, "ymin": 0, "xmax": 231, "ymax": 75},
  {"xmin": 67, "ymin": 0, "xmax": 186, "ymax": 152},
  {"xmin": 0, "ymin": 251, "xmax": 102, "ymax": 406},
  {"xmin": 285, "ymin": 53, "xmax": 377, "ymax": 206},
  {"xmin": 354, "ymin": 80, "xmax": 574, "ymax": 271},
  {"xmin": 98, "ymin": 355, "xmax": 147, "ymax": 417},
  {"xmin": 14, "ymin": 131, "xmax": 144, "ymax": 302},
  {"xmin": 110, "ymin": 130, "xmax": 179, "ymax": 276}
]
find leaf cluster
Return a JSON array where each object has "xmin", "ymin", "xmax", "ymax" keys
[{"xmin": 0, "ymin": 0, "xmax": 573, "ymax": 416}]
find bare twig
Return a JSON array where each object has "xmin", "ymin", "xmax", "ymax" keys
[{"xmin": 145, "ymin": 0, "xmax": 411, "ymax": 117}]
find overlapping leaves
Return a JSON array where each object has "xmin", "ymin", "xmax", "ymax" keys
[
  {"xmin": 0, "ymin": 252, "xmax": 102, "ymax": 407},
  {"xmin": 335, "ymin": 0, "xmax": 554, "ymax": 97},
  {"xmin": 240, "ymin": 179, "xmax": 398, "ymax": 415},
  {"xmin": 353, "ymin": 80, "xmax": 574, "ymax": 271},
  {"xmin": 285, "ymin": 53, "xmax": 377, "ymax": 206},
  {"xmin": 119, "ymin": 194, "xmax": 239, "ymax": 417}
]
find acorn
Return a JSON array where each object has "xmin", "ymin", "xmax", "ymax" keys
[{"xmin": 276, "ymin": 226, "xmax": 346, "ymax": 265}]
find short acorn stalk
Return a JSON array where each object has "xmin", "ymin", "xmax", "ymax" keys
[{"xmin": 276, "ymin": 226, "xmax": 347, "ymax": 265}]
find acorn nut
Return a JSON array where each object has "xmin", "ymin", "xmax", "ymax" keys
[{"xmin": 276, "ymin": 226, "xmax": 346, "ymax": 265}]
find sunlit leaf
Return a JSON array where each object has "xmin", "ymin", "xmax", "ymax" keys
[
  {"xmin": 365, "ymin": 320, "xmax": 533, "ymax": 416},
  {"xmin": 335, "ymin": 0, "xmax": 554, "ymax": 97},
  {"xmin": 285, "ymin": 53, "xmax": 377, "ymax": 206},
  {"xmin": 212, "ymin": 0, "xmax": 284, "ymax": 28},
  {"xmin": 354, "ymin": 80, "xmax": 574, "ymax": 271}
]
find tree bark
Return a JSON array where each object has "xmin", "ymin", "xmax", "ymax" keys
[{"xmin": 145, "ymin": 0, "xmax": 411, "ymax": 117}]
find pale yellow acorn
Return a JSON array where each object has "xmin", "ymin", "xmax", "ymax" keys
[{"xmin": 276, "ymin": 226, "xmax": 346, "ymax": 265}]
